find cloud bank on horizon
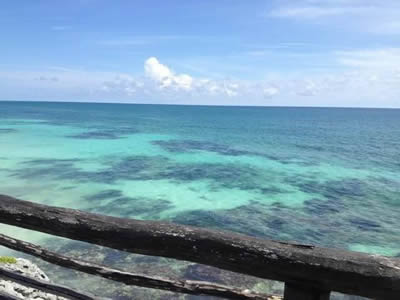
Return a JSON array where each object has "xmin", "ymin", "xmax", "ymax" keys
[{"xmin": 0, "ymin": 0, "xmax": 399, "ymax": 107}]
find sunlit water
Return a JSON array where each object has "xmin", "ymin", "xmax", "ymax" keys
[{"xmin": 1, "ymin": 101, "xmax": 399, "ymax": 299}]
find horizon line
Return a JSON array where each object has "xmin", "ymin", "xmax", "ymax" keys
[{"xmin": 0, "ymin": 99, "xmax": 399, "ymax": 110}]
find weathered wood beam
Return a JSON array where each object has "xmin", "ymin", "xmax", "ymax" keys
[
  {"xmin": 0, "ymin": 195, "xmax": 399, "ymax": 299},
  {"xmin": 0, "ymin": 267, "xmax": 96, "ymax": 300},
  {"xmin": 0, "ymin": 234, "xmax": 279, "ymax": 300}
]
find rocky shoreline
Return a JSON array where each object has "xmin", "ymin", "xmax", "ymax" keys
[{"xmin": 0, "ymin": 258, "xmax": 66, "ymax": 300}]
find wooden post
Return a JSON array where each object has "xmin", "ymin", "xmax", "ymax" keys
[{"xmin": 284, "ymin": 283, "xmax": 330, "ymax": 300}]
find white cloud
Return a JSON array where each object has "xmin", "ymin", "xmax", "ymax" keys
[
  {"xmin": 269, "ymin": 1, "xmax": 400, "ymax": 35},
  {"xmin": 195, "ymin": 80, "xmax": 239, "ymax": 97},
  {"xmin": 102, "ymin": 75, "xmax": 144, "ymax": 96},
  {"xmin": 270, "ymin": 6, "xmax": 371, "ymax": 19},
  {"xmin": 222, "ymin": 82, "xmax": 239, "ymax": 97},
  {"xmin": 35, "ymin": 76, "xmax": 59, "ymax": 82},
  {"xmin": 263, "ymin": 86, "xmax": 279, "ymax": 98},
  {"xmin": 336, "ymin": 48, "xmax": 400, "ymax": 69},
  {"xmin": 296, "ymin": 80, "xmax": 318, "ymax": 96},
  {"xmin": 144, "ymin": 57, "xmax": 246, "ymax": 97},
  {"xmin": 1, "ymin": 51, "xmax": 398, "ymax": 107},
  {"xmin": 145, "ymin": 57, "xmax": 193, "ymax": 91},
  {"xmin": 145, "ymin": 57, "xmax": 173, "ymax": 82}
]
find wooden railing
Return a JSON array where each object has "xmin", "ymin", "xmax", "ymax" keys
[{"xmin": 0, "ymin": 194, "xmax": 399, "ymax": 300}]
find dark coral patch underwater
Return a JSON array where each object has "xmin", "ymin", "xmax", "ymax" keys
[
  {"xmin": 83, "ymin": 188, "xmax": 173, "ymax": 219},
  {"xmin": 84, "ymin": 189, "xmax": 123, "ymax": 201},
  {"xmin": 153, "ymin": 139, "xmax": 290, "ymax": 161},
  {"xmin": 0, "ymin": 128, "xmax": 17, "ymax": 134},
  {"xmin": 67, "ymin": 130, "xmax": 123, "ymax": 140},
  {"xmin": 89, "ymin": 196, "xmax": 173, "ymax": 219},
  {"xmin": 348, "ymin": 217, "xmax": 382, "ymax": 232},
  {"xmin": 23, "ymin": 158, "xmax": 82, "ymax": 165},
  {"xmin": 152, "ymin": 139, "xmax": 318, "ymax": 168},
  {"xmin": 66, "ymin": 126, "xmax": 139, "ymax": 140},
  {"xmin": 303, "ymin": 197, "xmax": 345, "ymax": 215},
  {"xmin": 286, "ymin": 177, "xmax": 368, "ymax": 200},
  {"xmin": 12, "ymin": 155, "xmax": 278, "ymax": 194},
  {"xmin": 152, "ymin": 139, "xmax": 252, "ymax": 156},
  {"xmin": 172, "ymin": 197, "xmax": 399, "ymax": 254},
  {"xmin": 10, "ymin": 156, "xmax": 400, "ymax": 258},
  {"xmin": 13, "ymin": 159, "xmax": 81, "ymax": 180}
]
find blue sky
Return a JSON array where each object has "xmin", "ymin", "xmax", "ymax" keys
[{"xmin": 1, "ymin": 0, "xmax": 400, "ymax": 107}]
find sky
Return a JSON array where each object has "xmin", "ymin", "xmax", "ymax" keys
[{"xmin": 1, "ymin": 0, "xmax": 400, "ymax": 107}]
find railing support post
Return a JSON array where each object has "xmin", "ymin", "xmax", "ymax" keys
[{"xmin": 284, "ymin": 283, "xmax": 330, "ymax": 300}]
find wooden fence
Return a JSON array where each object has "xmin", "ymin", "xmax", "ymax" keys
[{"xmin": 0, "ymin": 194, "xmax": 399, "ymax": 300}]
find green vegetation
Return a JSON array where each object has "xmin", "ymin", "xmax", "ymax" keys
[{"xmin": 0, "ymin": 256, "xmax": 17, "ymax": 264}]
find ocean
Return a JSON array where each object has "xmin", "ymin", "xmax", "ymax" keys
[{"xmin": 0, "ymin": 101, "xmax": 399, "ymax": 299}]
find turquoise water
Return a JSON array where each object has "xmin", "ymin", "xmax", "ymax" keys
[{"xmin": 0, "ymin": 101, "xmax": 399, "ymax": 298}]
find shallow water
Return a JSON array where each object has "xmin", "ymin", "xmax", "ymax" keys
[{"xmin": 0, "ymin": 101, "xmax": 399, "ymax": 299}]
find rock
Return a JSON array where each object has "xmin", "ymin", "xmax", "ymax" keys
[{"xmin": 0, "ymin": 258, "xmax": 66, "ymax": 300}]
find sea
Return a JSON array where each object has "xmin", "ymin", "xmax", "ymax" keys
[{"xmin": 0, "ymin": 101, "xmax": 399, "ymax": 299}]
